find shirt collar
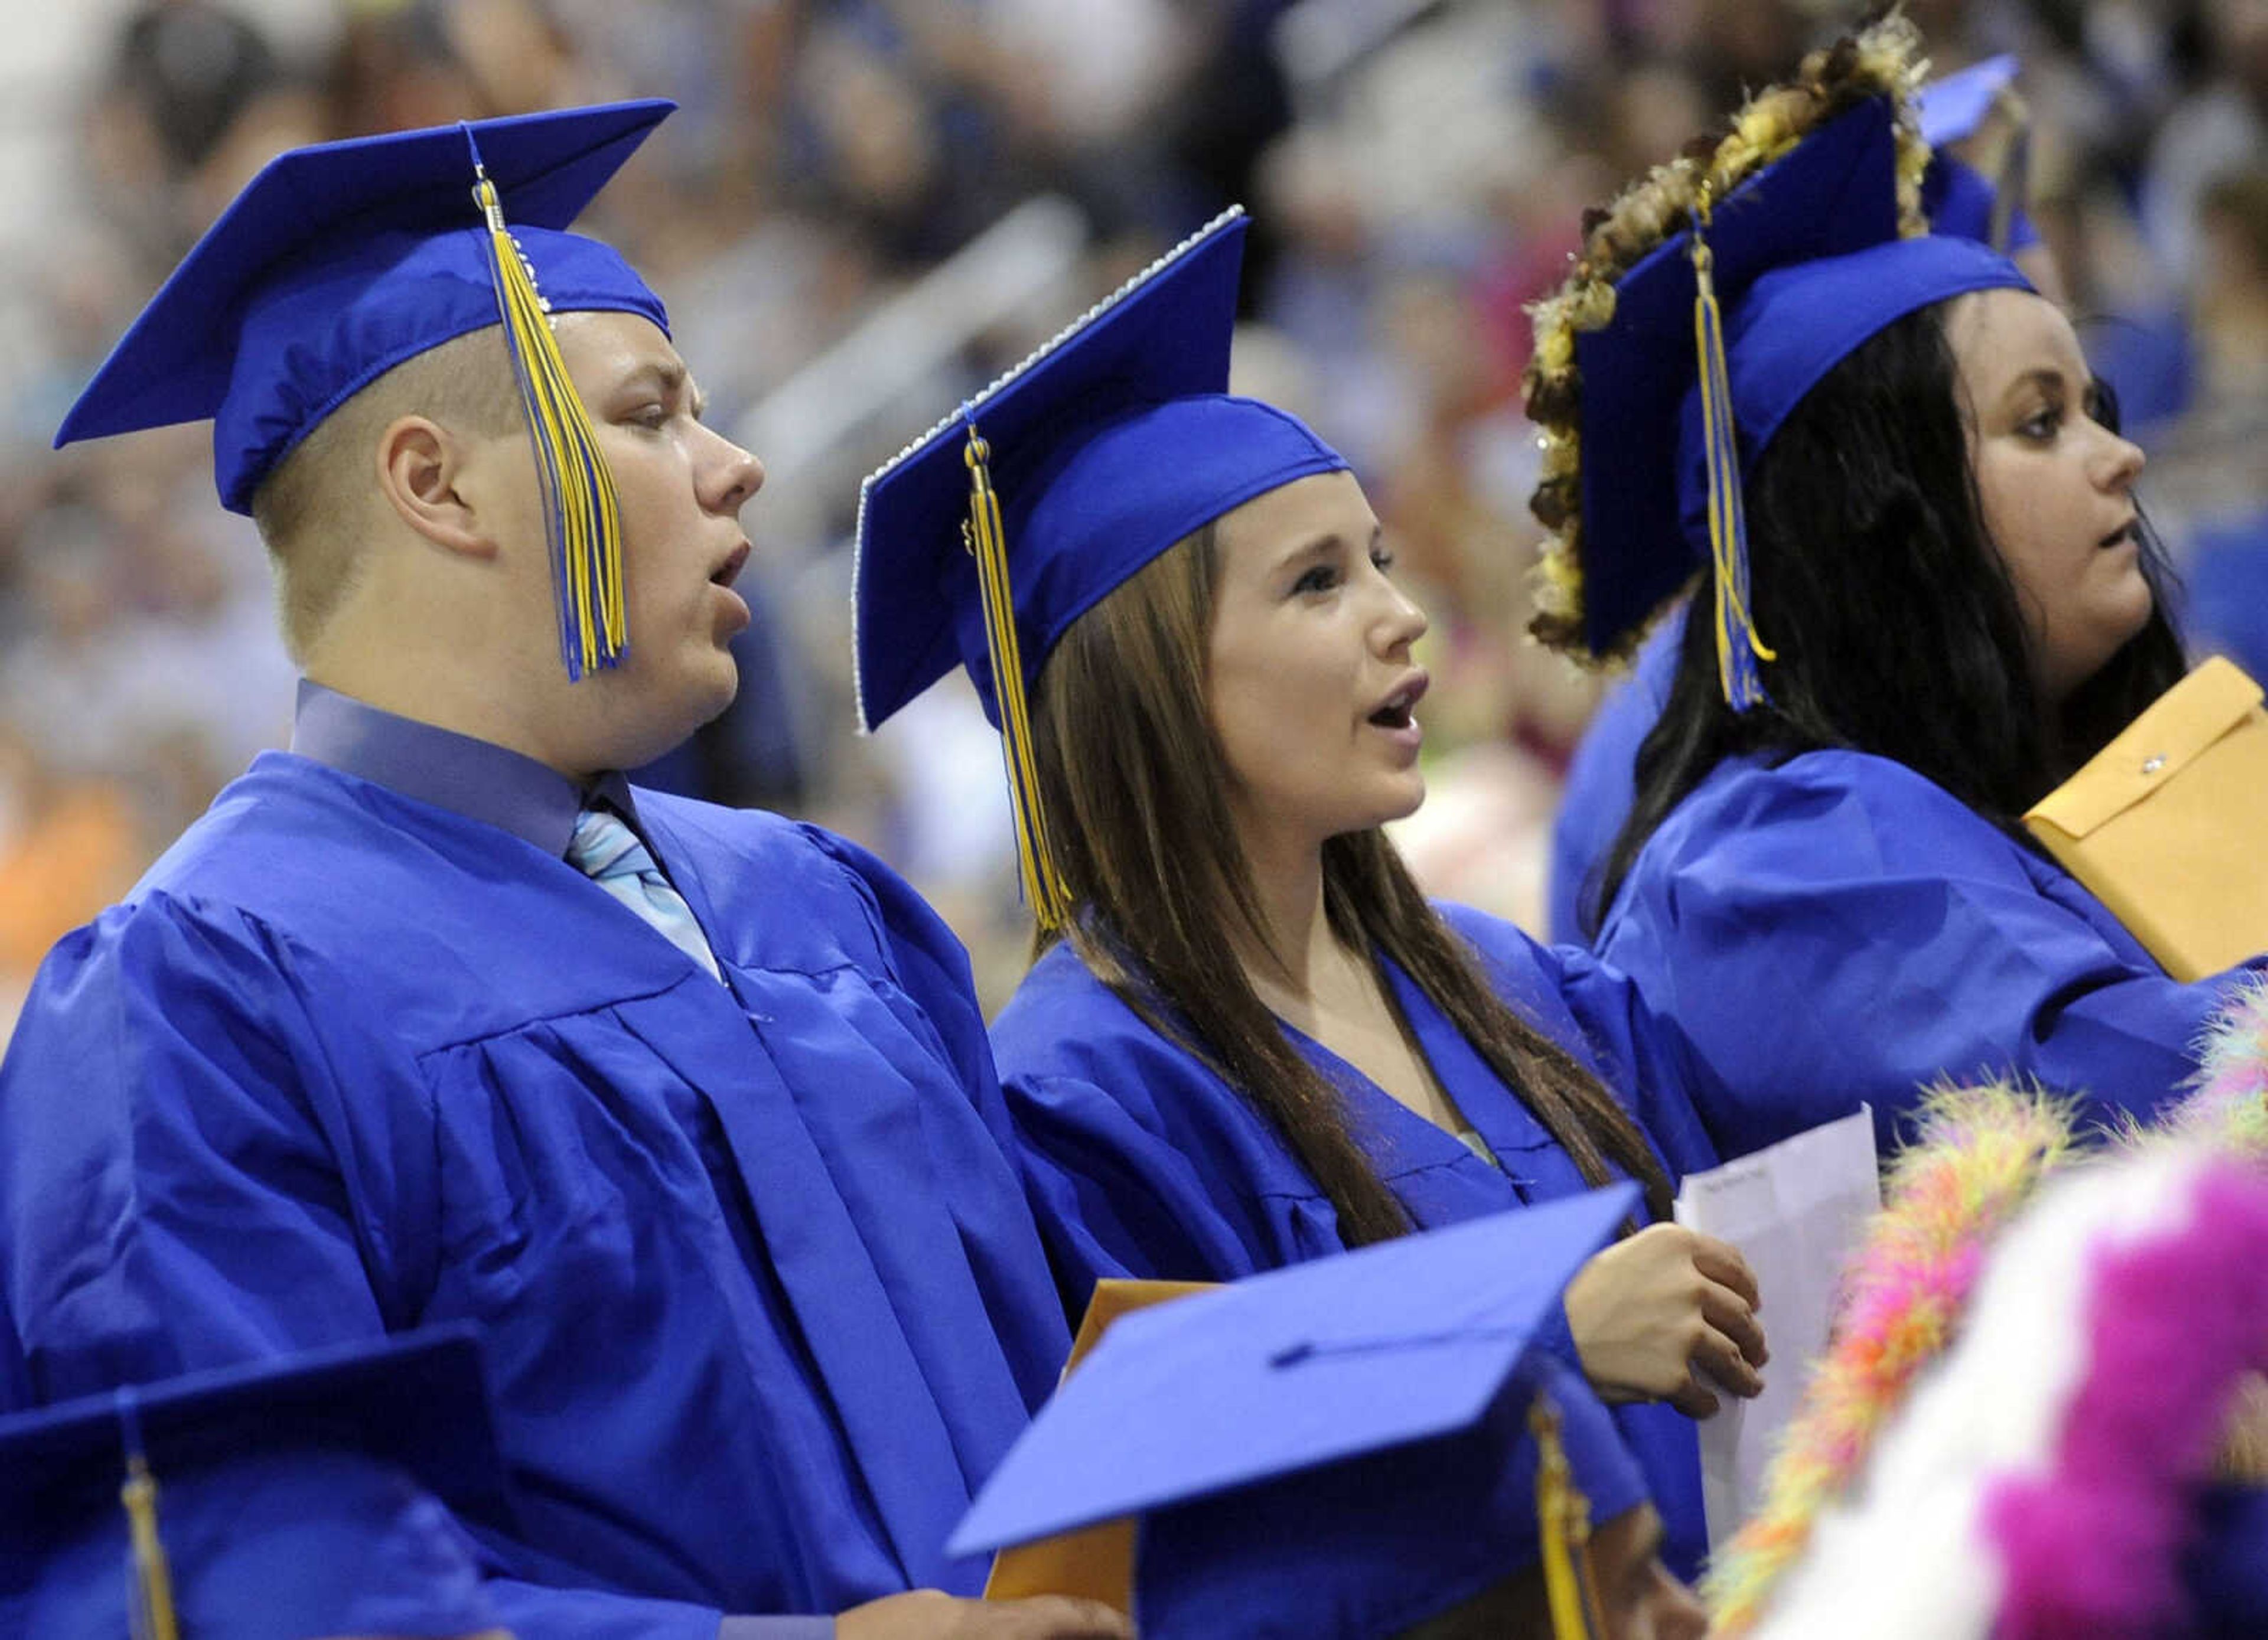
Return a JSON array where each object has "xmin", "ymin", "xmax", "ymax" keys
[{"xmin": 290, "ymin": 680, "xmax": 637, "ymax": 858}]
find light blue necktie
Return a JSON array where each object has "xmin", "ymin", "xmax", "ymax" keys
[{"xmin": 567, "ymin": 807, "xmax": 725, "ymax": 983}]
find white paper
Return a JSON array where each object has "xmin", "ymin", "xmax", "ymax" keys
[{"xmin": 1671, "ymin": 1104, "xmax": 1882, "ymax": 1547}]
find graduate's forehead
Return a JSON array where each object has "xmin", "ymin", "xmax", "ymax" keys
[
  {"xmin": 1944, "ymin": 286, "xmax": 2087, "ymax": 403},
  {"xmin": 554, "ymin": 311, "xmax": 698, "ymax": 403}
]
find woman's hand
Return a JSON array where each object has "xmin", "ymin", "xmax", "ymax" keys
[
  {"xmin": 835, "ymin": 1590, "xmax": 1134, "ymax": 1639},
  {"xmin": 1563, "ymin": 1224, "xmax": 1768, "ymax": 1418}
]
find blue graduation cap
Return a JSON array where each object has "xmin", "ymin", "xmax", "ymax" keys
[
  {"xmin": 853, "ymin": 207, "xmax": 1350, "ymax": 929},
  {"xmin": 56, "ymin": 100, "xmax": 676, "ymax": 680},
  {"xmin": 1917, "ymin": 55, "xmax": 2021, "ymax": 151},
  {"xmin": 1526, "ymin": 18, "xmax": 2031, "ymax": 705},
  {"xmin": 0, "ymin": 1326, "xmax": 509, "ymax": 1640},
  {"xmin": 1917, "ymin": 55, "xmax": 2038, "ymax": 253},
  {"xmin": 953, "ymin": 1185, "xmax": 1652, "ymax": 1639}
]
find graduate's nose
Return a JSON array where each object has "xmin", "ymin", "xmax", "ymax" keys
[{"xmin": 700, "ymin": 428, "xmax": 764, "ymax": 517}]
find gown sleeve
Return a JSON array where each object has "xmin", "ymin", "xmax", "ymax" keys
[
  {"xmin": 1598, "ymin": 751, "xmax": 2266, "ymax": 1159},
  {"xmin": 0, "ymin": 896, "xmax": 757, "ymax": 1639},
  {"xmin": 1438, "ymin": 903, "xmax": 1720, "ymax": 1185}
]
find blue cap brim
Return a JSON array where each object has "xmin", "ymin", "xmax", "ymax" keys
[{"xmin": 0, "ymin": 1325, "xmax": 507, "ymax": 1539}]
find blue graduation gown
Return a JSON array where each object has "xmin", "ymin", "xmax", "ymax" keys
[
  {"xmin": 0, "ymin": 752, "xmax": 1071, "ymax": 1632},
  {"xmin": 1597, "ymin": 747, "xmax": 2268, "ymax": 1160},
  {"xmin": 1548, "ymin": 607, "xmax": 1684, "ymax": 945},
  {"xmin": 991, "ymin": 904, "xmax": 1717, "ymax": 1581}
]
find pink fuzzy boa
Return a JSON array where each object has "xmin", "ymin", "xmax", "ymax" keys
[{"xmin": 1986, "ymin": 1163, "xmax": 2268, "ymax": 1638}]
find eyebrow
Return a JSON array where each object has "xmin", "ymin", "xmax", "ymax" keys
[
  {"xmin": 618, "ymin": 358, "xmax": 705, "ymax": 418},
  {"xmin": 1276, "ymin": 521, "xmax": 1383, "ymax": 568},
  {"xmin": 2000, "ymin": 365, "xmax": 2074, "ymax": 409}
]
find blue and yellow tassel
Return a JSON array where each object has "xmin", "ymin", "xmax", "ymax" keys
[
  {"xmin": 962, "ymin": 418, "xmax": 1070, "ymax": 933},
  {"xmin": 464, "ymin": 130, "xmax": 626, "ymax": 680},
  {"xmin": 1532, "ymin": 1393, "xmax": 1604, "ymax": 1640},
  {"xmin": 1690, "ymin": 188, "xmax": 1776, "ymax": 710},
  {"xmin": 115, "ymin": 1389, "xmax": 178, "ymax": 1640}
]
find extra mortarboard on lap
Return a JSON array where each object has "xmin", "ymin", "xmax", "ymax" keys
[
  {"xmin": 0, "ymin": 1326, "xmax": 510, "ymax": 1640},
  {"xmin": 1524, "ymin": 17, "xmax": 2032, "ymax": 707},
  {"xmin": 55, "ymin": 100, "xmax": 677, "ymax": 680},
  {"xmin": 853, "ymin": 208, "xmax": 1350, "ymax": 930},
  {"xmin": 951, "ymin": 1185, "xmax": 1653, "ymax": 1639}
]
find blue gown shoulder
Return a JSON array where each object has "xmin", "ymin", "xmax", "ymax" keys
[{"xmin": 1598, "ymin": 746, "xmax": 2266, "ymax": 1158}]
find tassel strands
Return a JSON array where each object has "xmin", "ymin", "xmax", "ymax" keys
[
  {"xmin": 962, "ymin": 420, "xmax": 1071, "ymax": 932},
  {"xmin": 1689, "ymin": 187, "xmax": 1777, "ymax": 710},
  {"xmin": 1531, "ymin": 1395, "xmax": 1604, "ymax": 1640},
  {"xmin": 463, "ymin": 129, "xmax": 627, "ymax": 680},
  {"xmin": 115, "ymin": 1389, "xmax": 179, "ymax": 1640}
]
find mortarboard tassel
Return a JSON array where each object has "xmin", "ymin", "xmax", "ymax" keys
[
  {"xmin": 1689, "ymin": 188, "xmax": 1777, "ymax": 712},
  {"xmin": 464, "ymin": 129, "xmax": 627, "ymax": 681},
  {"xmin": 115, "ymin": 1388, "xmax": 180, "ymax": 1640},
  {"xmin": 1532, "ymin": 1394, "xmax": 1605, "ymax": 1640},
  {"xmin": 962, "ymin": 419, "xmax": 1071, "ymax": 933}
]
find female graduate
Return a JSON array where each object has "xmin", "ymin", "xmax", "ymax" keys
[
  {"xmin": 1523, "ymin": 17, "xmax": 2266, "ymax": 1162},
  {"xmin": 854, "ymin": 209, "xmax": 1762, "ymax": 1583}
]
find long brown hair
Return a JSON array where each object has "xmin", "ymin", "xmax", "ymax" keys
[{"xmin": 1029, "ymin": 522, "xmax": 1675, "ymax": 1246}]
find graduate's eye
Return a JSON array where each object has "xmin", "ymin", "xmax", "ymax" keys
[
  {"xmin": 1369, "ymin": 543, "xmax": 1396, "ymax": 575},
  {"xmin": 1292, "ymin": 562, "xmax": 1342, "ymax": 596},
  {"xmin": 2016, "ymin": 403, "xmax": 2062, "ymax": 442},
  {"xmin": 626, "ymin": 403, "xmax": 672, "ymax": 432}
]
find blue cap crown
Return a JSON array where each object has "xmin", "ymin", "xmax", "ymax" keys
[
  {"xmin": 57, "ymin": 100, "xmax": 673, "ymax": 516},
  {"xmin": 953, "ymin": 1186, "xmax": 1650, "ymax": 1638}
]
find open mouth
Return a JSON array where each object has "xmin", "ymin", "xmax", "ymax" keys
[
  {"xmin": 712, "ymin": 542, "xmax": 751, "ymax": 586},
  {"xmin": 1367, "ymin": 674, "xmax": 1429, "ymax": 729},
  {"xmin": 2098, "ymin": 521, "xmax": 2137, "ymax": 550}
]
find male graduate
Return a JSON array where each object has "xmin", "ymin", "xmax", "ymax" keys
[{"xmin": 2, "ymin": 101, "xmax": 1126, "ymax": 1640}]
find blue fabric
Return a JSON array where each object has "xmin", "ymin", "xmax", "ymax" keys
[
  {"xmin": 0, "ymin": 752, "xmax": 1071, "ymax": 1629},
  {"xmin": 1136, "ymin": 1357, "xmax": 1644, "ymax": 1640},
  {"xmin": 1595, "ymin": 748, "xmax": 2267, "ymax": 1160},
  {"xmin": 292, "ymin": 679, "xmax": 584, "ymax": 852},
  {"xmin": 1549, "ymin": 605, "xmax": 1687, "ymax": 945},
  {"xmin": 6, "ymin": 1449, "xmax": 500, "ymax": 1640},
  {"xmin": 2186, "ymin": 1485, "xmax": 2268, "ymax": 1637},
  {"xmin": 854, "ymin": 210, "xmax": 1349, "ymax": 732},
  {"xmin": 2184, "ymin": 511, "xmax": 2268, "ymax": 684},
  {"xmin": 1920, "ymin": 154, "xmax": 2041, "ymax": 254},
  {"xmin": 570, "ymin": 806, "xmax": 725, "ymax": 982},
  {"xmin": 991, "ymin": 904, "xmax": 1715, "ymax": 1582},
  {"xmin": 52, "ymin": 102, "xmax": 673, "ymax": 514}
]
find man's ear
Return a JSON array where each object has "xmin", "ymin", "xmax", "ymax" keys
[{"xmin": 374, "ymin": 414, "xmax": 501, "ymax": 558}]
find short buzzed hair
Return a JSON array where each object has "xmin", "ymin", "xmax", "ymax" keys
[{"xmin": 250, "ymin": 325, "xmax": 524, "ymax": 661}]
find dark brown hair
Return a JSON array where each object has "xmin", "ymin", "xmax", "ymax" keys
[{"xmin": 1031, "ymin": 521, "xmax": 1675, "ymax": 1246}]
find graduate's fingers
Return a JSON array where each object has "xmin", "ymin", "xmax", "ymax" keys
[
  {"xmin": 994, "ymin": 1595, "xmax": 1136, "ymax": 1638},
  {"xmin": 1699, "ymin": 1276, "xmax": 1769, "ymax": 1369},
  {"xmin": 1690, "ymin": 1321, "xmax": 1765, "ymax": 1400},
  {"xmin": 1689, "ymin": 1235, "xmax": 1761, "ymax": 1312},
  {"xmin": 1667, "ymin": 1372, "xmax": 1720, "ymax": 1420},
  {"xmin": 836, "ymin": 1590, "xmax": 1133, "ymax": 1639}
]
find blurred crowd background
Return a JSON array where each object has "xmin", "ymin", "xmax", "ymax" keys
[{"xmin": 0, "ymin": 0, "xmax": 2261, "ymax": 1020}]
